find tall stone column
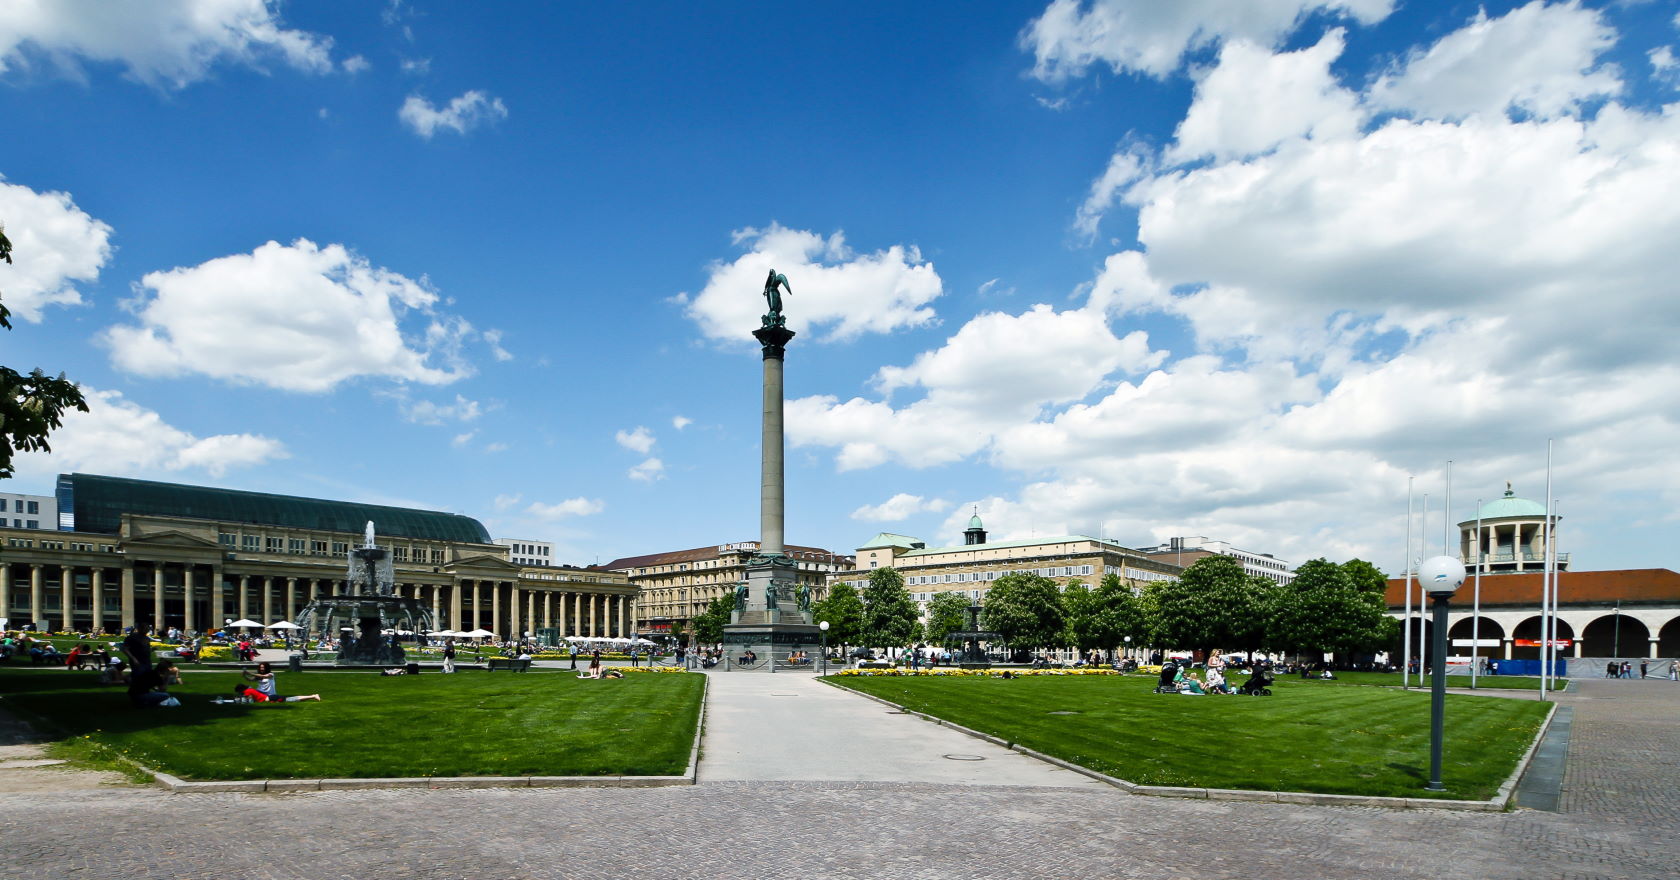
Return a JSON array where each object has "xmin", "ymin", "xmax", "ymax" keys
[
  {"xmin": 470, "ymin": 580, "xmax": 481, "ymax": 631},
  {"xmin": 182, "ymin": 567, "xmax": 195, "ymax": 634},
  {"xmin": 120, "ymin": 564, "xmax": 136, "ymax": 629},
  {"xmin": 492, "ymin": 583, "xmax": 502, "ymax": 637},
  {"xmin": 451, "ymin": 580, "xmax": 464, "ymax": 631},
  {"xmin": 238, "ymin": 575, "xmax": 250, "ymax": 621},
  {"xmin": 209, "ymin": 568, "xmax": 223, "ymax": 630},
  {"xmin": 573, "ymin": 592, "xmax": 582, "ymax": 636},
  {"xmin": 151, "ymin": 566, "xmax": 165, "ymax": 630},
  {"xmin": 286, "ymin": 578, "xmax": 297, "ymax": 621},
  {"xmin": 755, "ymin": 326, "xmax": 793, "ymax": 557},
  {"xmin": 91, "ymin": 568, "xmax": 104, "ymax": 633},
  {"xmin": 30, "ymin": 564, "xmax": 43, "ymax": 628},
  {"xmin": 262, "ymin": 576, "xmax": 274, "ymax": 624},
  {"xmin": 58, "ymin": 565, "xmax": 73, "ymax": 631},
  {"xmin": 543, "ymin": 592, "xmax": 553, "ymax": 629},
  {"xmin": 0, "ymin": 562, "xmax": 9, "ymax": 628},
  {"xmin": 588, "ymin": 593, "xmax": 597, "ymax": 637},
  {"xmin": 431, "ymin": 584, "xmax": 441, "ymax": 629}
]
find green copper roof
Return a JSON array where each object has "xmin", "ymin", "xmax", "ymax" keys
[
  {"xmin": 899, "ymin": 535, "xmax": 1104, "ymax": 557},
  {"xmin": 968, "ymin": 514, "xmax": 985, "ymax": 529},
  {"xmin": 57, "ymin": 473, "xmax": 492, "ymax": 544},
  {"xmin": 1469, "ymin": 489, "xmax": 1548, "ymax": 522},
  {"xmin": 860, "ymin": 532, "xmax": 925, "ymax": 550}
]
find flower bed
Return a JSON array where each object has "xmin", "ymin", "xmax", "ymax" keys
[{"xmin": 834, "ymin": 667, "xmax": 1125, "ymax": 677}]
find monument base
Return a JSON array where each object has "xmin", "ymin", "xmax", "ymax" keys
[{"xmin": 722, "ymin": 555, "xmax": 822, "ymax": 670}]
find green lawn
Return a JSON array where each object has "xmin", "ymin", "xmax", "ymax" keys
[
  {"xmin": 0, "ymin": 667, "xmax": 703, "ymax": 781},
  {"xmin": 832, "ymin": 673, "xmax": 1550, "ymax": 800},
  {"xmin": 1290, "ymin": 670, "xmax": 1568, "ymax": 690}
]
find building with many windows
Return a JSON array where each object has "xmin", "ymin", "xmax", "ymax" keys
[
  {"xmin": 1138, "ymin": 536, "xmax": 1296, "ymax": 584},
  {"xmin": 830, "ymin": 515, "xmax": 1184, "ymax": 613},
  {"xmin": 0, "ymin": 491, "xmax": 54, "ymax": 531},
  {"xmin": 608, "ymin": 541, "xmax": 855, "ymax": 640},
  {"xmin": 0, "ymin": 474, "xmax": 636, "ymax": 641},
  {"xmin": 495, "ymin": 538, "xmax": 554, "ymax": 567}
]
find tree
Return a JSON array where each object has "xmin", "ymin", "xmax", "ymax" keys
[
  {"xmin": 1062, "ymin": 581, "xmax": 1101, "ymax": 653},
  {"xmin": 1148, "ymin": 555, "xmax": 1268, "ymax": 657},
  {"xmin": 1, "ymin": 223, "xmax": 88, "ymax": 479},
  {"xmin": 860, "ymin": 567, "xmax": 919, "ymax": 647},
  {"xmin": 1271, "ymin": 558, "xmax": 1398, "ymax": 662},
  {"xmin": 811, "ymin": 582, "xmax": 865, "ymax": 651},
  {"xmin": 982, "ymin": 572, "xmax": 1066, "ymax": 651},
  {"xmin": 922, "ymin": 592, "xmax": 970, "ymax": 644},
  {"xmin": 690, "ymin": 594, "xmax": 735, "ymax": 645},
  {"xmin": 1341, "ymin": 558, "xmax": 1389, "ymax": 595}
]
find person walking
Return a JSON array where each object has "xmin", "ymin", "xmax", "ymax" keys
[
  {"xmin": 442, "ymin": 640, "xmax": 456, "ymax": 674},
  {"xmin": 1639, "ymin": 660, "xmax": 1648, "ymax": 679}
]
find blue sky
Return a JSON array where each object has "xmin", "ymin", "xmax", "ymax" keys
[{"xmin": 3, "ymin": 0, "xmax": 1678, "ymax": 575}]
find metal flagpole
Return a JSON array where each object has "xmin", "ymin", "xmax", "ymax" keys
[
  {"xmin": 1444, "ymin": 461, "xmax": 1453, "ymax": 556},
  {"xmin": 1403, "ymin": 479, "xmax": 1414, "ymax": 689},
  {"xmin": 1419, "ymin": 493, "xmax": 1429, "ymax": 680},
  {"xmin": 1471, "ymin": 499, "xmax": 1483, "ymax": 689},
  {"xmin": 1542, "ymin": 439, "xmax": 1553, "ymax": 699},
  {"xmin": 1549, "ymin": 499, "xmax": 1561, "ymax": 688}
]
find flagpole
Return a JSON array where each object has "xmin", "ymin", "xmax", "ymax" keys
[
  {"xmin": 1542, "ymin": 439, "xmax": 1553, "ymax": 700},
  {"xmin": 1444, "ymin": 460, "xmax": 1453, "ymax": 556},
  {"xmin": 1419, "ymin": 492, "xmax": 1429, "ymax": 681},
  {"xmin": 1403, "ymin": 477, "xmax": 1414, "ymax": 689},
  {"xmin": 1471, "ymin": 499, "xmax": 1483, "ymax": 689}
]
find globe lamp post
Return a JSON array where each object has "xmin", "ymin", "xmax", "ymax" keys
[
  {"xmin": 819, "ymin": 620, "xmax": 830, "ymax": 676},
  {"xmin": 1420, "ymin": 555, "xmax": 1466, "ymax": 791}
]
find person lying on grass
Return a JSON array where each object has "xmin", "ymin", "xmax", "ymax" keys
[
  {"xmin": 237, "ymin": 663, "xmax": 322, "ymax": 703},
  {"xmin": 232, "ymin": 682, "xmax": 322, "ymax": 702}
]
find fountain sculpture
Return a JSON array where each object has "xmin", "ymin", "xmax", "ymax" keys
[{"xmin": 293, "ymin": 522, "xmax": 435, "ymax": 666}]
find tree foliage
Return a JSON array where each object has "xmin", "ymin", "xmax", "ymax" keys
[
  {"xmin": 982, "ymin": 572, "xmax": 1066, "ymax": 650},
  {"xmin": 922, "ymin": 592, "xmax": 971, "ymax": 644},
  {"xmin": 1147, "ymin": 555, "xmax": 1270, "ymax": 656},
  {"xmin": 690, "ymin": 594, "xmax": 735, "ymax": 645},
  {"xmin": 1, "ymin": 222, "xmax": 89, "ymax": 480},
  {"xmin": 1340, "ymin": 558, "xmax": 1389, "ymax": 595},
  {"xmin": 811, "ymin": 582, "xmax": 865, "ymax": 649},
  {"xmin": 1271, "ymin": 558, "xmax": 1397, "ymax": 659},
  {"xmin": 860, "ymin": 567, "xmax": 919, "ymax": 647}
]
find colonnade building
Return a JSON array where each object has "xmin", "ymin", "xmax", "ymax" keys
[
  {"xmin": 1385, "ymin": 485, "xmax": 1677, "ymax": 665},
  {"xmin": 0, "ymin": 474, "xmax": 637, "ymax": 641}
]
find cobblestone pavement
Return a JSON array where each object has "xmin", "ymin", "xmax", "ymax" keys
[{"xmin": 1, "ymin": 679, "xmax": 1674, "ymax": 880}]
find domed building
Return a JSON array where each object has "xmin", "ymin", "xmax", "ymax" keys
[{"xmin": 1459, "ymin": 483, "xmax": 1568, "ymax": 574}]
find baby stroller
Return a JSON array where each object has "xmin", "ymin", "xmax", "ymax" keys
[
  {"xmin": 1237, "ymin": 667, "xmax": 1274, "ymax": 696},
  {"xmin": 1153, "ymin": 660, "xmax": 1180, "ymax": 693}
]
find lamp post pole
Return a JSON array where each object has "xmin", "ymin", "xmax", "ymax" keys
[
  {"xmin": 820, "ymin": 620, "xmax": 829, "ymax": 676},
  {"xmin": 1420, "ymin": 556, "xmax": 1465, "ymax": 792}
]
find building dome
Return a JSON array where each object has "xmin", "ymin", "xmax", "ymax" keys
[
  {"xmin": 968, "ymin": 513, "xmax": 984, "ymax": 530},
  {"xmin": 1467, "ymin": 485, "xmax": 1547, "ymax": 523}
]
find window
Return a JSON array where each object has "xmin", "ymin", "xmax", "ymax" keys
[
  {"xmin": 288, "ymin": 538, "xmax": 306, "ymax": 554},
  {"xmin": 243, "ymin": 535, "xmax": 259, "ymax": 551},
  {"xmin": 393, "ymin": 547, "xmax": 410, "ymax": 562},
  {"xmin": 25, "ymin": 520, "xmax": 37, "ymax": 529},
  {"xmin": 219, "ymin": 532, "xmax": 236, "ymax": 547},
  {"xmin": 333, "ymin": 542, "xmax": 348, "ymax": 555},
  {"xmin": 312, "ymin": 540, "xmax": 328, "ymax": 555},
  {"xmin": 26, "ymin": 501, "xmax": 39, "ymax": 514},
  {"xmin": 265, "ymin": 537, "xmax": 283, "ymax": 553}
]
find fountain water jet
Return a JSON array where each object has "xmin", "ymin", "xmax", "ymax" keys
[{"xmin": 293, "ymin": 522, "xmax": 436, "ymax": 665}]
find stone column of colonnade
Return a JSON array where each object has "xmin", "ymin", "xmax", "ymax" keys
[
  {"xmin": 28, "ymin": 565, "xmax": 44, "ymax": 628},
  {"xmin": 59, "ymin": 565, "xmax": 73, "ymax": 631},
  {"xmin": 182, "ymin": 567, "xmax": 195, "ymax": 634},
  {"xmin": 209, "ymin": 567, "xmax": 223, "ymax": 632},
  {"xmin": 120, "ymin": 565, "xmax": 136, "ymax": 629},
  {"xmin": 91, "ymin": 567, "xmax": 105, "ymax": 632},
  {"xmin": 151, "ymin": 566, "xmax": 165, "ymax": 631}
]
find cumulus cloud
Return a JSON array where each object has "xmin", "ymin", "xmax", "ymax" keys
[
  {"xmin": 0, "ymin": 176, "xmax": 113, "ymax": 322},
  {"xmin": 341, "ymin": 54, "xmax": 369, "ymax": 74},
  {"xmin": 1367, "ymin": 1, "xmax": 1621, "ymax": 120},
  {"xmin": 10, "ymin": 388, "xmax": 286, "ymax": 482},
  {"xmin": 399, "ymin": 90, "xmax": 507, "ymax": 138},
  {"xmin": 102, "ymin": 238, "xmax": 477, "ymax": 392},
  {"xmin": 527, "ymin": 497, "xmax": 604, "ymax": 519},
  {"xmin": 1167, "ymin": 30, "xmax": 1360, "ymax": 163},
  {"xmin": 482, "ymin": 328, "xmax": 512, "ymax": 361},
  {"xmin": 0, "ymin": 0, "xmax": 336, "ymax": 89},
  {"xmin": 850, "ymin": 494, "xmax": 951, "ymax": 522},
  {"xmin": 401, "ymin": 394, "xmax": 481, "ymax": 425},
  {"xmin": 672, "ymin": 415, "xmax": 692, "ymax": 430},
  {"xmin": 1021, "ymin": 0, "xmax": 1393, "ymax": 81},
  {"xmin": 628, "ymin": 457, "xmax": 665, "ymax": 482},
  {"xmin": 685, "ymin": 224, "xmax": 944, "ymax": 343},
  {"xmin": 615, "ymin": 426, "xmax": 655, "ymax": 454}
]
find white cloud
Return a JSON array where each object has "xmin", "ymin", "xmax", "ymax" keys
[
  {"xmin": 103, "ymin": 238, "xmax": 476, "ymax": 392},
  {"xmin": 0, "ymin": 0, "xmax": 336, "ymax": 89},
  {"xmin": 452, "ymin": 430, "xmax": 478, "ymax": 448},
  {"xmin": 398, "ymin": 90, "xmax": 507, "ymax": 139},
  {"xmin": 1021, "ymin": 0, "xmax": 1393, "ymax": 81},
  {"xmin": 399, "ymin": 57, "xmax": 430, "ymax": 75},
  {"xmin": 482, "ymin": 328, "xmax": 512, "ymax": 361},
  {"xmin": 850, "ymin": 493, "xmax": 951, "ymax": 522},
  {"xmin": 1073, "ymin": 148, "xmax": 1146, "ymax": 241},
  {"xmin": 685, "ymin": 224, "xmax": 944, "ymax": 343},
  {"xmin": 0, "ymin": 176, "xmax": 113, "ymax": 323},
  {"xmin": 1368, "ymin": 0, "xmax": 1620, "ymax": 120},
  {"xmin": 628, "ymin": 457, "xmax": 665, "ymax": 482},
  {"xmin": 527, "ymin": 497, "xmax": 604, "ymax": 519},
  {"xmin": 1167, "ymin": 30, "xmax": 1361, "ymax": 163},
  {"xmin": 615, "ymin": 426, "xmax": 655, "ymax": 454},
  {"xmin": 493, "ymin": 493, "xmax": 520, "ymax": 511},
  {"xmin": 402, "ymin": 394, "xmax": 481, "ymax": 425},
  {"xmin": 11, "ymin": 388, "xmax": 286, "ymax": 482},
  {"xmin": 671, "ymin": 415, "xmax": 693, "ymax": 430},
  {"xmin": 483, "ymin": 441, "xmax": 508, "ymax": 453}
]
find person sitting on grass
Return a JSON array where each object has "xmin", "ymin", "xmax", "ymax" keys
[
  {"xmin": 243, "ymin": 662, "xmax": 322, "ymax": 702},
  {"xmin": 579, "ymin": 650, "xmax": 604, "ymax": 679},
  {"xmin": 1206, "ymin": 667, "xmax": 1231, "ymax": 694},
  {"xmin": 1177, "ymin": 672, "xmax": 1207, "ymax": 695},
  {"xmin": 129, "ymin": 659, "xmax": 176, "ymax": 708},
  {"xmin": 233, "ymin": 682, "xmax": 322, "ymax": 703}
]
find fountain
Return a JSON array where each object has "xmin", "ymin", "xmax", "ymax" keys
[
  {"xmin": 293, "ymin": 522, "xmax": 436, "ymax": 666},
  {"xmin": 943, "ymin": 605, "xmax": 1001, "ymax": 669}
]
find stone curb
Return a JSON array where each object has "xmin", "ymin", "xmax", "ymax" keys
[{"xmin": 821, "ymin": 678, "xmax": 1544, "ymax": 812}]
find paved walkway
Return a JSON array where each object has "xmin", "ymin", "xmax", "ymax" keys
[
  {"xmin": 0, "ymin": 673, "xmax": 1674, "ymax": 879},
  {"xmin": 698, "ymin": 669, "xmax": 1104, "ymax": 786}
]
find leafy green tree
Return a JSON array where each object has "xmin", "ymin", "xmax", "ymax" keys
[
  {"xmin": 922, "ymin": 592, "xmax": 971, "ymax": 644},
  {"xmin": 860, "ymin": 568, "xmax": 919, "ymax": 647},
  {"xmin": 982, "ymin": 572, "xmax": 1066, "ymax": 651},
  {"xmin": 1088, "ymin": 572, "xmax": 1150, "ymax": 657},
  {"xmin": 1271, "ymin": 558, "xmax": 1398, "ymax": 661},
  {"xmin": 1, "ymin": 225, "xmax": 88, "ymax": 480},
  {"xmin": 690, "ymin": 594, "xmax": 735, "ymax": 645},
  {"xmin": 812, "ymin": 582, "xmax": 865, "ymax": 651},
  {"xmin": 1340, "ymin": 558, "xmax": 1389, "ymax": 595},
  {"xmin": 1148, "ymin": 555, "xmax": 1268, "ymax": 657},
  {"xmin": 1062, "ymin": 581, "xmax": 1102, "ymax": 653}
]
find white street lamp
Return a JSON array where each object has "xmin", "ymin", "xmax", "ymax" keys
[{"xmin": 1419, "ymin": 555, "xmax": 1466, "ymax": 791}]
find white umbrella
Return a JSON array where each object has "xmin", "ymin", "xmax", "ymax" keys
[
  {"xmin": 632, "ymin": 638, "xmax": 656, "ymax": 645},
  {"xmin": 266, "ymin": 621, "xmax": 301, "ymax": 630},
  {"xmin": 430, "ymin": 630, "xmax": 460, "ymax": 638},
  {"xmin": 564, "ymin": 635, "xmax": 587, "ymax": 643},
  {"xmin": 228, "ymin": 619, "xmax": 263, "ymax": 628},
  {"xmin": 464, "ymin": 628, "xmax": 494, "ymax": 638},
  {"xmin": 610, "ymin": 637, "xmax": 632, "ymax": 644}
]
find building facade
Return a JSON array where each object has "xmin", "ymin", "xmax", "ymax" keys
[
  {"xmin": 1138, "ymin": 536, "xmax": 1295, "ymax": 584},
  {"xmin": 0, "ymin": 491, "xmax": 55, "ymax": 531},
  {"xmin": 609, "ymin": 541, "xmax": 855, "ymax": 640},
  {"xmin": 832, "ymin": 517, "xmax": 1184, "ymax": 614},
  {"xmin": 495, "ymin": 538, "xmax": 554, "ymax": 567},
  {"xmin": 0, "ymin": 474, "xmax": 637, "ymax": 640}
]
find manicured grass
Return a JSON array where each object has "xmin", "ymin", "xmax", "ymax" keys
[
  {"xmin": 0, "ymin": 667, "xmax": 703, "ymax": 781},
  {"xmin": 831, "ymin": 673, "xmax": 1550, "ymax": 799},
  {"xmin": 1290, "ymin": 670, "xmax": 1568, "ymax": 690}
]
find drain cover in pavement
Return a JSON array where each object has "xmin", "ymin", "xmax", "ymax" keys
[{"xmin": 943, "ymin": 754, "xmax": 986, "ymax": 761}]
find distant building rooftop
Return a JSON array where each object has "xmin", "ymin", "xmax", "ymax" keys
[{"xmin": 55, "ymin": 473, "xmax": 492, "ymax": 544}]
